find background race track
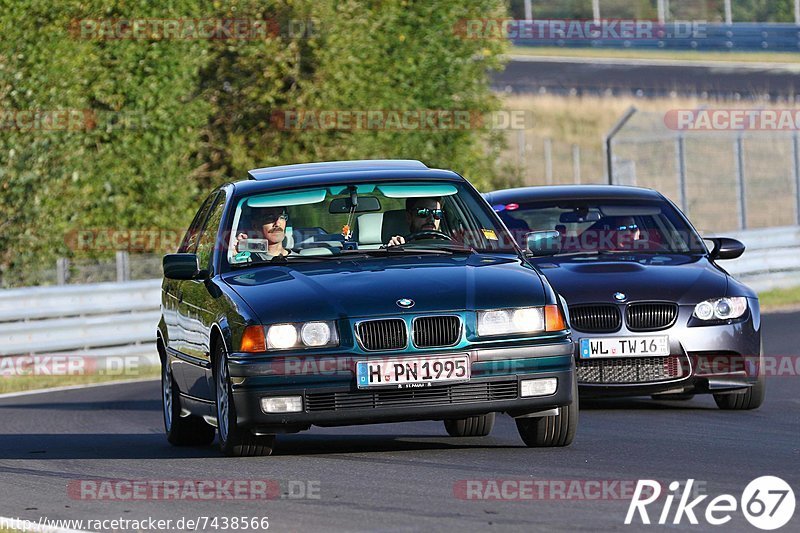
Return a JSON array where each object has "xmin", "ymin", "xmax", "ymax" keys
[
  {"xmin": 0, "ymin": 312, "xmax": 797, "ymax": 532},
  {"xmin": 493, "ymin": 56, "xmax": 800, "ymax": 99}
]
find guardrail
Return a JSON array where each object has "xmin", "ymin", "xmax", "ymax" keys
[
  {"xmin": 512, "ymin": 23, "xmax": 800, "ymax": 52},
  {"xmin": 0, "ymin": 228, "xmax": 797, "ymax": 362},
  {"xmin": 0, "ymin": 279, "xmax": 161, "ymax": 365},
  {"xmin": 718, "ymin": 226, "xmax": 800, "ymax": 292}
]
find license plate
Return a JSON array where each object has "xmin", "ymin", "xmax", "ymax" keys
[
  {"xmin": 579, "ymin": 336, "xmax": 669, "ymax": 358},
  {"xmin": 356, "ymin": 354, "xmax": 470, "ymax": 389}
]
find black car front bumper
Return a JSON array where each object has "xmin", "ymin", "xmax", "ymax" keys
[{"xmin": 227, "ymin": 342, "xmax": 575, "ymax": 432}]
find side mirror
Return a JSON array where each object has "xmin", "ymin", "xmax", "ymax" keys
[
  {"xmin": 526, "ymin": 230, "xmax": 562, "ymax": 257},
  {"xmin": 708, "ymin": 237, "xmax": 745, "ymax": 260},
  {"xmin": 163, "ymin": 253, "xmax": 205, "ymax": 280}
]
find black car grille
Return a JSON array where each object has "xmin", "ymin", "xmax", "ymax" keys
[
  {"xmin": 412, "ymin": 316, "xmax": 461, "ymax": 348},
  {"xmin": 577, "ymin": 355, "xmax": 685, "ymax": 384},
  {"xmin": 569, "ymin": 305, "xmax": 622, "ymax": 333},
  {"xmin": 355, "ymin": 319, "xmax": 407, "ymax": 351},
  {"xmin": 626, "ymin": 303, "xmax": 679, "ymax": 331},
  {"xmin": 305, "ymin": 380, "xmax": 518, "ymax": 412}
]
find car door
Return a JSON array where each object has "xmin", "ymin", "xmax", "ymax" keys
[
  {"xmin": 178, "ymin": 190, "xmax": 228, "ymax": 400},
  {"xmin": 166, "ymin": 191, "xmax": 218, "ymax": 393}
]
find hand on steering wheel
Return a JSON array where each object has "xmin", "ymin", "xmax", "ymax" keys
[{"xmin": 405, "ymin": 230, "xmax": 452, "ymax": 242}]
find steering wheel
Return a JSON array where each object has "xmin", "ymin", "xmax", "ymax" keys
[{"xmin": 406, "ymin": 230, "xmax": 452, "ymax": 242}]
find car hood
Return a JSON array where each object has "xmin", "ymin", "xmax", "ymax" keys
[
  {"xmin": 223, "ymin": 254, "xmax": 545, "ymax": 323},
  {"xmin": 532, "ymin": 254, "xmax": 728, "ymax": 305}
]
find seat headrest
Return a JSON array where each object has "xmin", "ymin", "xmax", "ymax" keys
[
  {"xmin": 381, "ymin": 209, "xmax": 409, "ymax": 243},
  {"xmin": 355, "ymin": 213, "xmax": 384, "ymax": 245}
]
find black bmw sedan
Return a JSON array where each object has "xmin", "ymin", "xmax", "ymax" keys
[
  {"xmin": 158, "ymin": 160, "xmax": 578, "ymax": 456},
  {"xmin": 484, "ymin": 185, "xmax": 764, "ymax": 410}
]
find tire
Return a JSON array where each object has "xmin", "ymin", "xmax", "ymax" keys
[
  {"xmin": 444, "ymin": 413, "xmax": 495, "ymax": 437},
  {"xmin": 714, "ymin": 373, "xmax": 765, "ymax": 410},
  {"xmin": 515, "ymin": 377, "xmax": 578, "ymax": 447},
  {"xmin": 214, "ymin": 343, "xmax": 275, "ymax": 457},
  {"xmin": 162, "ymin": 355, "xmax": 216, "ymax": 446}
]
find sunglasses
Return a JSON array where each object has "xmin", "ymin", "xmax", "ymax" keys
[
  {"xmin": 261, "ymin": 212, "xmax": 288, "ymax": 224},
  {"xmin": 616, "ymin": 224, "xmax": 638, "ymax": 231},
  {"xmin": 414, "ymin": 208, "xmax": 444, "ymax": 220}
]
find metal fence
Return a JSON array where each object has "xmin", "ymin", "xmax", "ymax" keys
[{"xmin": 608, "ymin": 109, "xmax": 800, "ymax": 234}]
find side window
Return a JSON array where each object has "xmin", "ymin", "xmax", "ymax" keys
[
  {"xmin": 196, "ymin": 192, "xmax": 227, "ymax": 272},
  {"xmin": 179, "ymin": 192, "xmax": 218, "ymax": 253}
]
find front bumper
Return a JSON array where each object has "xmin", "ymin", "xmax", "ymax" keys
[
  {"xmin": 227, "ymin": 341, "xmax": 575, "ymax": 431},
  {"xmin": 573, "ymin": 306, "xmax": 761, "ymax": 398}
]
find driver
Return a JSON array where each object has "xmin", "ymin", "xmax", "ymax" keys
[
  {"xmin": 234, "ymin": 206, "xmax": 291, "ymax": 259},
  {"xmin": 609, "ymin": 216, "xmax": 641, "ymax": 250},
  {"xmin": 387, "ymin": 197, "xmax": 444, "ymax": 246}
]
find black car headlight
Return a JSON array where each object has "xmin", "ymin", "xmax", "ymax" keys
[
  {"xmin": 693, "ymin": 297, "xmax": 748, "ymax": 321},
  {"xmin": 265, "ymin": 321, "xmax": 339, "ymax": 350}
]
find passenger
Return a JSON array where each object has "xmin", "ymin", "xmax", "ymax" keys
[{"xmin": 387, "ymin": 197, "xmax": 445, "ymax": 246}]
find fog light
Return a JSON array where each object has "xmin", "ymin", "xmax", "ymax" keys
[
  {"xmin": 520, "ymin": 378, "xmax": 557, "ymax": 397},
  {"xmin": 260, "ymin": 396, "xmax": 303, "ymax": 413}
]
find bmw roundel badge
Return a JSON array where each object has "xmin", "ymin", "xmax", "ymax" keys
[
  {"xmin": 613, "ymin": 292, "xmax": 627, "ymax": 302},
  {"xmin": 396, "ymin": 298, "xmax": 415, "ymax": 309}
]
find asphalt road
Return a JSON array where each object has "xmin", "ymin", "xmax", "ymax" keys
[
  {"xmin": 0, "ymin": 312, "xmax": 798, "ymax": 532},
  {"xmin": 493, "ymin": 56, "xmax": 800, "ymax": 99}
]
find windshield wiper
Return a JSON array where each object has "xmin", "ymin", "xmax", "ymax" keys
[{"xmin": 372, "ymin": 244, "xmax": 476, "ymax": 255}]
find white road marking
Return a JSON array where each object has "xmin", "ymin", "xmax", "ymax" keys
[{"xmin": 0, "ymin": 377, "xmax": 158, "ymax": 400}]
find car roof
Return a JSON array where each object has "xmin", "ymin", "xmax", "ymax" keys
[
  {"xmin": 248, "ymin": 159, "xmax": 430, "ymax": 180},
  {"xmin": 231, "ymin": 160, "xmax": 464, "ymax": 195},
  {"xmin": 484, "ymin": 185, "xmax": 664, "ymax": 204}
]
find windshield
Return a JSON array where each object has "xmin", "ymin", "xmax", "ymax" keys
[
  {"xmin": 492, "ymin": 198, "xmax": 707, "ymax": 255},
  {"xmin": 226, "ymin": 181, "xmax": 517, "ymax": 266}
]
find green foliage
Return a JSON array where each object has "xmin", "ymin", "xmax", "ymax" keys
[{"xmin": 0, "ymin": 0, "xmax": 508, "ymax": 286}]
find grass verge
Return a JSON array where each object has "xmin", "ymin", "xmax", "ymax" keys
[
  {"xmin": 509, "ymin": 45, "xmax": 800, "ymax": 64},
  {"xmin": 758, "ymin": 286, "xmax": 800, "ymax": 312},
  {"xmin": 0, "ymin": 365, "xmax": 160, "ymax": 395}
]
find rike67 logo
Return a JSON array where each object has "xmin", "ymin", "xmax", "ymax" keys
[{"xmin": 626, "ymin": 477, "xmax": 795, "ymax": 530}]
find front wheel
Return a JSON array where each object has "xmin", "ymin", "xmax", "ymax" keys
[
  {"xmin": 444, "ymin": 413, "xmax": 495, "ymax": 437},
  {"xmin": 162, "ymin": 356, "xmax": 215, "ymax": 446},
  {"xmin": 515, "ymin": 377, "xmax": 578, "ymax": 447},
  {"xmin": 713, "ymin": 373, "xmax": 765, "ymax": 410},
  {"xmin": 214, "ymin": 343, "xmax": 275, "ymax": 457}
]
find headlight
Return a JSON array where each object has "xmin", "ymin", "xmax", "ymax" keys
[
  {"xmin": 693, "ymin": 297, "xmax": 748, "ymax": 321},
  {"xmin": 477, "ymin": 306, "xmax": 564, "ymax": 337},
  {"xmin": 265, "ymin": 321, "xmax": 338, "ymax": 350}
]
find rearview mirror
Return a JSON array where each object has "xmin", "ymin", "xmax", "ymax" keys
[
  {"xmin": 328, "ymin": 196, "xmax": 382, "ymax": 214},
  {"xmin": 707, "ymin": 237, "xmax": 745, "ymax": 260},
  {"xmin": 163, "ymin": 253, "xmax": 205, "ymax": 280},
  {"xmin": 559, "ymin": 211, "xmax": 601, "ymax": 223},
  {"xmin": 526, "ymin": 231, "xmax": 562, "ymax": 257}
]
